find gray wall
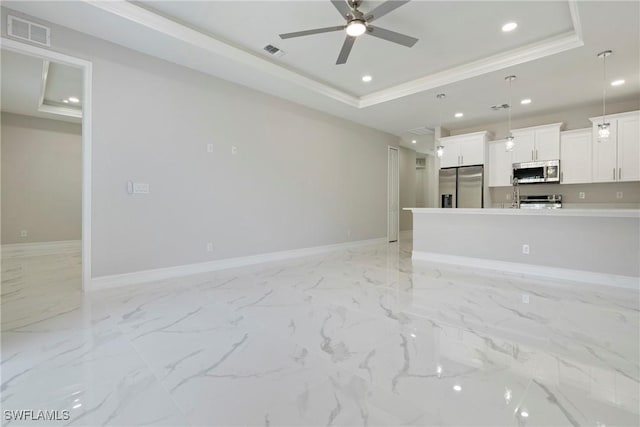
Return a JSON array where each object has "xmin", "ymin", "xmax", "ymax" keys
[
  {"xmin": 1, "ymin": 113, "xmax": 82, "ymax": 244},
  {"xmin": 412, "ymin": 212, "xmax": 640, "ymax": 277},
  {"xmin": 1, "ymin": 9, "xmax": 400, "ymax": 276},
  {"xmin": 399, "ymin": 146, "xmax": 416, "ymax": 231}
]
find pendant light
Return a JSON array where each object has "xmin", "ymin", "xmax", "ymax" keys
[
  {"xmin": 435, "ymin": 93, "xmax": 445, "ymax": 158},
  {"xmin": 505, "ymin": 75, "xmax": 516, "ymax": 152},
  {"xmin": 597, "ymin": 50, "xmax": 613, "ymax": 141}
]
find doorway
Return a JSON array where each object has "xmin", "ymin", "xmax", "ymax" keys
[
  {"xmin": 387, "ymin": 146, "xmax": 399, "ymax": 242},
  {"xmin": 1, "ymin": 38, "xmax": 92, "ymax": 290}
]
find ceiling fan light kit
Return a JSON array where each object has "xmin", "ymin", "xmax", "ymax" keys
[{"xmin": 279, "ymin": 0, "xmax": 418, "ymax": 65}]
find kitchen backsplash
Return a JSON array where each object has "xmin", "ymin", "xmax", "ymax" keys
[{"xmin": 490, "ymin": 181, "xmax": 640, "ymax": 208}]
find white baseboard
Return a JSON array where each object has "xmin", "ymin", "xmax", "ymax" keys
[
  {"xmin": 91, "ymin": 237, "xmax": 387, "ymax": 291},
  {"xmin": 412, "ymin": 251, "xmax": 640, "ymax": 290},
  {"xmin": 1, "ymin": 240, "xmax": 81, "ymax": 258}
]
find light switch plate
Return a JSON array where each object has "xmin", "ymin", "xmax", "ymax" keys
[
  {"xmin": 231, "ymin": 146, "xmax": 238, "ymax": 155},
  {"xmin": 20, "ymin": 229, "xmax": 27, "ymax": 237},
  {"xmin": 207, "ymin": 144, "xmax": 214, "ymax": 153},
  {"xmin": 579, "ymin": 192, "xmax": 586, "ymax": 199},
  {"xmin": 616, "ymin": 191, "xmax": 623, "ymax": 199}
]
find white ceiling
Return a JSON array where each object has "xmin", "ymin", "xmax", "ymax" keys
[
  {"xmin": 3, "ymin": 1, "xmax": 639, "ymax": 152},
  {"xmin": 1, "ymin": 49, "xmax": 83, "ymax": 123},
  {"xmin": 138, "ymin": 1, "xmax": 574, "ymax": 96}
]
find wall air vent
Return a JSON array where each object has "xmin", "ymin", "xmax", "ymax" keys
[
  {"xmin": 263, "ymin": 44, "xmax": 285, "ymax": 57},
  {"xmin": 7, "ymin": 15, "xmax": 51, "ymax": 47},
  {"xmin": 407, "ymin": 126, "xmax": 434, "ymax": 136},
  {"xmin": 491, "ymin": 103, "xmax": 510, "ymax": 111}
]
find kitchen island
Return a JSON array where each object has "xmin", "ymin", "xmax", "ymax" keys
[{"xmin": 404, "ymin": 208, "xmax": 640, "ymax": 288}]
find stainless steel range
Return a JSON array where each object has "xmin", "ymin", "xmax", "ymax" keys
[{"xmin": 519, "ymin": 194, "xmax": 562, "ymax": 209}]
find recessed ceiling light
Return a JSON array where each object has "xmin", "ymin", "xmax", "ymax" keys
[
  {"xmin": 611, "ymin": 79, "xmax": 625, "ymax": 86},
  {"xmin": 520, "ymin": 98, "xmax": 532, "ymax": 105},
  {"xmin": 502, "ymin": 22, "xmax": 518, "ymax": 32},
  {"xmin": 362, "ymin": 75, "xmax": 372, "ymax": 83},
  {"xmin": 68, "ymin": 97, "xmax": 80, "ymax": 103},
  {"xmin": 520, "ymin": 411, "xmax": 529, "ymax": 418},
  {"xmin": 454, "ymin": 112, "xmax": 464, "ymax": 118},
  {"xmin": 411, "ymin": 139, "xmax": 417, "ymax": 144},
  {"xmin": 453, "ymin": 385, "xmax": 462, "ymax": 392}
]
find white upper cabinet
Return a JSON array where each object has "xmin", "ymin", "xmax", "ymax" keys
[
  {"xmin": 560, "ymin": 129, "xmax": 592, "ymax": 184},
  {"xmin": 511, "ymin": 123, "xmax": 562, "ymax": 163},
  {"xmin": 438, "ymin": 131, "xmax": 491, "ymax": 168},
  {"xmin": 590, "ymin": 111, "xmax": 640, "ymax": 183},
  {"xmin": 488, "ymin": 140, "xmax": 513, "ymax": 187},
  {"xmin": 617, "ymin": 114, "xmax": 640, "ymax": 181},
  {"xmin": 439, "ymin": 138, "xmax": 461, "ymax": 168}
]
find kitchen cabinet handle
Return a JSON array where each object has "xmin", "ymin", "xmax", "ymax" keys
[
  {"xmin": 461, "ymin": 155, "xmax": 464, "ymax": 165},
  {"xmin": 535, "ymin": 149, "xmax": 538, "ymax": 160},
  {"xmin": 560, "ymin": 171, "xmax": 563, "ymax": 182},
  {"xmin": 619, "ymin": 168, "xmax": 622, "ymax": 180},
  {"xmin": 531, "ymin": 151, "xmax": 534, "ymax": 161},
  {"xmin": 613, "ymin": 168, "xmax": 616, "ymax": 180}
]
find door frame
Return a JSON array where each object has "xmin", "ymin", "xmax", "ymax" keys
[
  {"xmin": 387, "ymin": 146, "xmax": 399, "ymax": 243},
  {"xmin": 2, "ymin": 37, "xmax": 93, "ymax": 291}
]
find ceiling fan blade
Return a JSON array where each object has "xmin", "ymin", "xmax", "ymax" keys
[
  {"xmin": 367, "ymin": 26, "xmax": 418, "ymax": 47},
  {"xmin": 336, "ymin": 36, "xmax": 356, "ymax": 64},
  {"xmin": 330, "ymin": 0, "xmax": 352, "ymax": 19},
  {"xmin": 366, "ymin": 0, "xmax": 410, "ymax": 22},
  {"xmin": 280, "ymin": 25, "xmax": 346, "ymax": 39}
]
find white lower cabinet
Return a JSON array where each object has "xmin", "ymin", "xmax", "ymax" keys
[
  {"xmin": 488, "ymin": 140, "xmax": 513, "ymax": 187},
  {"xmin": 560, "ymin": 129, "xmax": 592, "ymax": 184}
]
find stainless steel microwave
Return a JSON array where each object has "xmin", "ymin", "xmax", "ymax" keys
[{"xmin": 512, "ymin": 160, "xmax": 560, "ymax": 184}]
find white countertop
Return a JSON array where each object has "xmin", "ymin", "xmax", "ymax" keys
[{"xmin": 404, "ymin": 208, "xmax": 640, "ymax": 218}]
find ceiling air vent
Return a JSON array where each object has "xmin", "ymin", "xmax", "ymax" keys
[
  {"xmin": 263, "ymin": 44, "xmax": 285, "ymax": 57},
  {"xmin": 408, "ymin": 126, "xmax": 434, "ymax": 136},
  {"xmin": 7, "ymin": 15, "xmax": 51, "ymax": 47},
  {"xmin": 491, "ymin": 103, "xmax": 510, "ymax": 111}
]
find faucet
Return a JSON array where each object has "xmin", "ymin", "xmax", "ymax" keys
[{"xmin": 511, "ymin": 178, "xmax": 521, "ymax": 209}]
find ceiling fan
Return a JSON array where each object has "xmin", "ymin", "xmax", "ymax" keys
[{"xmin": 279, "ymin": 0, "xmax": 418, "ymax": 65}]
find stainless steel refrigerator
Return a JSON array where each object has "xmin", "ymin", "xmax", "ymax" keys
[{"xmin": 439, "ymin": 165, "xmax": 484, "ymax": 208}]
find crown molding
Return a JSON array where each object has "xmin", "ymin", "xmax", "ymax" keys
[{"xmin": 84, "ymin": 0, "xmax": 583, "ymax": 110}]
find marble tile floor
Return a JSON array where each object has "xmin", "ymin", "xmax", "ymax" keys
[{"xmin": 1, "ymin": 236, "xmax": 638, "ymax": 426}]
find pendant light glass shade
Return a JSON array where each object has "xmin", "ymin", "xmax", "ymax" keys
[
  {"xmin": 436, "ymin": 145, "xmax": 444, "ymax": 157},
  {"xmin": 598, "ymin": 123, "xmax": 611, "ymax": 139},
  {"xmin": 597, "ymin": 50, "xmax": 612, "ymax": 142},
  {"xmin": 505, "ymin": 135, "xmax": 515, "ymax": 152}
]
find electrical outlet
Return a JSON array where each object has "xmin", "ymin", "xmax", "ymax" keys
[
  {"xmin": 207, "ymin": 144, "xmax": 214, "ymax": 153},
  {"xmin": 579, "ymin": 192, "xmax": 586, "ymax": 199},
  {"xmin": 20, "ymin": 229, "xmax": 28, "ymax": 237},
  {"xmin": 522, "ymin": 244, "xmax": 530, "ymax": 255},
  {"xmin": 522, "ymin": 294, "xmax": 530, "ymax": 304},
  {"xmin": 231, "ymin": 146, "xmax": 238, "ymax": 155},
  {"xmin": 616, "ymin": 191, "xmax": 623, "ymax": 199},
  {"xmin": 207, "ymin": 242, "xmax": 214, "ymax": 252}
]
